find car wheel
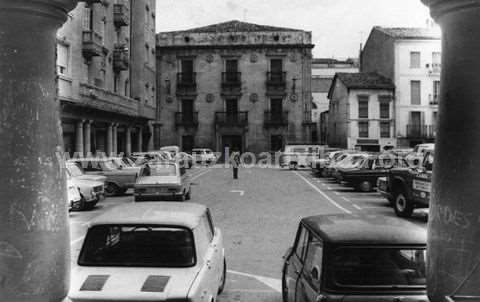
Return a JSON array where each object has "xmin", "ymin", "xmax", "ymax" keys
[
  {"xmin": 358, "ymin": 181, "xmax": 373, "ymax": 192},
  {"xmin": 179, "ymin": 192, "xmax": 186, "ymax": 202},
  {"xmin": 394, "ymin": 190, "xmax": 414, "ymax": 217},
  {"xmin": 218, "ymin": 259, "xmax": 227, "ymax": 294},
  {"xmin": 72, "ymin": 196, "xmax": 86, "ymax": 211},
  {"xmin": 186, "ymin": 188, "xmax": 191, "ymax": 200},
  {"xmin": 105, "ymin": 182, "xmax": 119, "ymax": 196}
]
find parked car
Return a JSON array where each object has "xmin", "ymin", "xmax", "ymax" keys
[
  {"xmin": 109, "ymin": 157, "xmax": 142, "ymax": 174},
  {"xmin": 67, "ymin": 173, "xmax": 105, "ymax": 211},
  {"xmin": 331, "ymin": 153, "xmax": 368, "ymax": 181},
  {"xmin": 134, "ymin": 161, "xmax": 192, "ymax": 201},
  {"xmin": 67, "ymin": 179, "xmax": 82, "ymax": 211},
  {"xmin": 282, "ymin": 214, "xmax": 427, "ymax": 302},
  {"xmin": 322, "ymin": 150, "xmax": 356, "ymax": 178},
  {"xmin": 69, "ymin": 202, "xmax": 226, "ymax": 302},
  {"xmin": 311, "ymin": 150, "xmax": 342, "ymax": 175},
  {"xmin": 192, "ymin": 148, "xmax": 217, "ymax": 164},
  {"xmin": 177, "ymin": 152, "xmax": 194, "ymax": 169},
  {"xmin": 338, "ymin": 151, "xmax": 411, "ymax": 192},
  {"xmin": 160, "ymin": 145, "xmax": 180, "ymax": 157},
  {"xmin": 66, "ymin": 162, "xmax": 107, "ymax": 183},
  {"xmin": 280, "ymin": 145, "xmax": 322, "ymax": 170},
  {"xmin": 69, "ymin": 158, "xmax": 138, "ymax": 196},
  {"xmin": 379, "ymin": 148, "xmax": 434, "ymax": 217}
]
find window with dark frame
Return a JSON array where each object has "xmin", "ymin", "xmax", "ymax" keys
[
  {"xmin": 358, "ymin": 121, "xmax": 369, "ymax": 138},
  {"xmin": 379, "ymin": 99, "xmax": 390, "ymax": 119},
  {"xmin": 380, "ymin": 122, "xmax": 390, "ymax": 138},
  {"xmin": 358, "ymin": 96, "xmax": 369, "ymax": 119},
  {"xmin": 411, "ymin": 80, "xmax": 421, "ymax": 105}
]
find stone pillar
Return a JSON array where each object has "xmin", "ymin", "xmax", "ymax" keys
[
  {"xmin": 147, "ymin": 121, "xmax": 154, "ymax": 151},
  {"xmin": 84, "ymin": 120, "xmax": 92, "ymax": 157},
  {"xmin": 153, "ymin": 122, "xmax": 162, "ymax": 150},
  {"xmin": 112, "ymin": 124, "xmax": 118, "ymax": 156},
  {"xmin": 75, "ymin": 120, "xmax": 84, "ymax": 155},
  {"xmin": 421, "ymin": 1, "xmax": 480, "ymax": 301},
  {"xmin": 137, "ymin": 127, "xmax": 143, "ymax": 152},
  {"xmin": 125, "ymin": 126, "xmax": 132, "ymax": 156},
  {"xmin": 0, "ymin": 1, "xmax": 78, "ymax": 301},
  {"xmin": 106, "ymin": 123, "xmax": 113, "ymax": 156}
]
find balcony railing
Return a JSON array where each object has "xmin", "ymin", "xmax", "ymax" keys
[
  {"xmin": 175, "ymin": 112, "xmax": 199, "ymax": 128},
  {"xmin": 176, "ymin": 72, "xmax": 197, "ymax": 94},
  {"xmin": 221, "ymin": 72, "xmax": 241, "ymax": 89},
  {"xmin": 215, "ymin": 112, "xmax": 248, "ymax": 127},
  {"xmin": 82, "ymin": 30, "xmax": 103, "ymax": 58},
  {"xmin": 264, "ymin": 111, "xmax": 289, "ymax": 127},
  {"xmin": 113, "ymin": 44, "xmax": 129, "ymax": 72},
  {"xmin": 429, "ymin": 94, "xmax": 440, "ymax": 105},
  {"xmin": 266, "ymin": 72, "xmax": 287, "ymax": 91},
  {"xmin": 79, "ymin": 83, "xmax": 139, "ymax": 117},
  {"xmin": 406, "ymin": 124, "xmax": 437, "ymax": 139},
  {"xmin": 113, "ymin": 1, "xmax": 130, "ymax": 27}
]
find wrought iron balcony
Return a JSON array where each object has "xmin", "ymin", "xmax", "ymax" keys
[
  {"xmin": 429, "ymin": 94, "xmax": 440, "ymax": 105},
  {"xmin": 176, "ymin": 72, "xmax": 197, "ymax": 94},
  {"xmin": 113, "ymin": 1, "xmax": 130, "ymax": 27},
  {"xmin": 215, "ymin": 112, "xmax": 248, "ymax": 127},
  {"xmin": 221, "ymin": 72, "xmax": 241, "ymax": 90},
  {"xmin": 266, "ymin": 72, "xmax": 287, "ymax": 91},
  {"xmin": 113, "ymin": 44, "xmax": 129, "ymax": 72},
  {"xmin": 264, "ymin": 111, "xmax": 289, "ymax": 127},
  {"xmin": 175, "ymin": 112, "xmax": 199, "ymax": 128},
  {"xmin": 406, "ymin": 124, "xmax": 436, "ymax": 139},
  {"xmin": 427, "ymin": 63, "xmax": 441, "ymax": 76},
  {"xmin": 82, "ymin": 30, "xmax": 103, "ymax": 58}
]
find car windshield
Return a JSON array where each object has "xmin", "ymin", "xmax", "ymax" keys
[
  {"xmin": 329, "ymin": 247, "xmax": 426, "ymax": 290},
  {"xmin": 101, "ymin": 161, "xmax": 117, "ymax": 170},
  {"xmin": 67, "ymin": 163, "xmax": 84, "ymax": 177},
  {"xmin": 110, "ymin": 159, "xmax": 124, "ymax": 168},
  {"xmin": 78, "ymin": 225, "xmax": 195, "ymax": 267},
  {"xmin": 142, "ymin": 164, "xmax": 177, "ymax": 177}
]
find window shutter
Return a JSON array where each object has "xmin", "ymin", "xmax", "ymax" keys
[{"xmin": 83, "ymin": 8, "xmax": 91, "ymax": 31}]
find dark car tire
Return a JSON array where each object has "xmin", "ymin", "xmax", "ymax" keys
[
  {"xmin": 179, "ymin": 192, "xmax": 186, "ymax": 202},
  {"xmin": 105, "ymin": 182, "xmax": 119, "ymax": 196},
  {"xmin": 84, "ymin": 200, "xmax": 97, "ymax": 211},
  {"xmin": 218, "ymin": 259, "xmax": 227, "ymax": 294},
  {"xmin": 358, "ymin": 181, "xmax": 373, "ymax": 192},
  {"xmin": 186, "ymin": 188, "xmax": 191, "ymax": 200},
  {"xmin": 72, "ymin": 196, "xmax": 86, "ymax": 211},
  {"xmin": 394, "ymin": 190, "xmax": 414, "ymax": 217}
]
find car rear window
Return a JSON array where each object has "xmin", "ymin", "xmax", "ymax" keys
[
  {"xmin": 328, "ymin": 247, "xmax": 426, "ymax": 290},
  {"xmin": 78, "ymin": 225, "xmax": 195, "ymax": 267},
  {"xmin": 142, "ymin": 164, "xmax": 177, "ymax": 177}
]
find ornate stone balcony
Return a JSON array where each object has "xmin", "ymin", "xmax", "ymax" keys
[
  {"xmin": 79, "ymin": 83, "xmax": 139, "ymax": 117},
  {"xmin": 113, "ymin": 1, "xmax": 130, "ymax": 27},
  {"xmin": 82, "ymin": 30, "xmax": 103, "ymax": 58}
]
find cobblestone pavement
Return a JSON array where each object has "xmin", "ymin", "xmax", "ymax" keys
[{"xmin": 69, "ymin": 165, "xmax": 427, "ymax": 302}]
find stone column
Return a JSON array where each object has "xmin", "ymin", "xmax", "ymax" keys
[
  {"xmin": 125, "ymin": 126, "xmax": 132, "ymax": 156},
  {"xmin": 112, "ymin": 124, "xmax": 118, "ymax": 156},
  {"xmin": 0, "ymin": 1, "xmax": 78, "ymax": 301},
  {"xmin": 75, "ymin": 120, "xmax": 84, "ymax": 155},
  {"xmin": 137, "ymin": 127, "xmax": 143, "ymax": 152},
  {"xmin": 147, "ymin": 121, "xmax": 154, "ymax": 151},
  {"xmin": 421, "ymin": 1, "xmax": 480, "ymax": 301},
  {"xmin": 106, "ymin": 123, "xmax": 113, "ymax": 156},
  {"xmin": 84, "ymin": 120, "xmax": 92, "ymax": 157}
]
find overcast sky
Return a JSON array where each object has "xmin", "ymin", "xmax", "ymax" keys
[{"xmin": 155, "ymin": 0, "xmax": 434, "ymax": 58}]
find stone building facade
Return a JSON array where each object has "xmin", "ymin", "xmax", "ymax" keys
[
  {"xmin": 327, "ymin": 72, "xmax": 396, "ymax": 151},
  {"xmin": 156, "ymin": 20, "xmax": 314, "ymax": 155},
  {"xmin": 56, "ymin": 0, "xmax": 157, "ymax": 156},
  {"xmin": 361, "ymin": 27, "xmax": 441, "ymax": 147}
]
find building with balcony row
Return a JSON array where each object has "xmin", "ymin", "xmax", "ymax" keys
[
  {"xmin": 156, "ymin": 20, "xmax": 314, "ymax": 154},
  {"xmin": 361, "ymin": 26, "xmax": 441, "ymax": 147},
  {"xmin": 56, "ymin": 0, "xmax": 157, "ymax": 156}
]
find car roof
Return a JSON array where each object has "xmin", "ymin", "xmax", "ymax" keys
[
  {"xmin": 90, "ymin": 202, "xmax": 207, "ymax": 229},
  {"xmin": 302, "ymin": 214, "xmax": 426, "ymax": 245}
]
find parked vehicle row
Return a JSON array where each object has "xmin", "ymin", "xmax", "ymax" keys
[{"xmin": 311, "ymin": 144, "xmax": 434, "ymax": 218}]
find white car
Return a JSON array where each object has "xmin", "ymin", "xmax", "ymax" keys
[
  {"xmin": 69, "ymin": 202, "xmax": 226, "ymax": 302},
  {"xmin": 192, "ymin": 148, "xmax": 217, "ymax": 164},
  {"xmin": 134, "ymin": 162, "xmax": 192, "ymax": 201},
  {"xmin": 280, "ymin": 145, "xmax": 322, "ymax": 169},
  {"xmin": 67, "ymin": 179, "xmax": 82, "ymax": 211}
]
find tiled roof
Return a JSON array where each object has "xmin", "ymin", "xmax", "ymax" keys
[
  {"xmin": 335, "ymin": 72, "xmax": 395, "ymax": 90},
  {"xmin": 375, "ymin": 26, "xmax": 441, "ymax": 40},
  {"xmin": 163, "ymin": 20, "xmax": 303, "ymax": 34}
]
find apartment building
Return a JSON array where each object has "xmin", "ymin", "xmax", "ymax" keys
[
  {"xmin": 327, "ymin": 72, "xmax": 395, "ymax": 151},
  {"xmin": 156, "ymin": 20, "xmax": 314, "ymax": 154},
  {"xmin": 56, "ymin": 0, "xmax": 157, "ymax": 156},
  {"xmin": 361, "ymin": 26, "xmax": 441, "ymax": 147},
  {"xmin": 312, "ymin": 58, "xmax": 359, "ymax": 143}
]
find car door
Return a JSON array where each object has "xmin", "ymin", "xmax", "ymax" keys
[
  {"xmin": 196, "ymin": 213, "xmax": 220, "ymax": 300},
  {"xmin": 284, "ymin": 224, "xmax": 309, "ymax": 302},
  {"xmin": 296, "ymin": 236, "xmax": 323, "ymax": 302},
  {"xmin": 207, "ymin": 210, "xmax": 224, "ymax": 284}
]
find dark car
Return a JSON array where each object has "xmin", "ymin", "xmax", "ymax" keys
[
  {"xmin": 338, "ymin": 152, "xmax": 411, "ymax": 192},
  {"xmin": 282, "ymin": 215, "xmax": 427, "ymax": 302}
]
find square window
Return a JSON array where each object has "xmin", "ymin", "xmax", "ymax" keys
[{"xmin": 411, "ymin": 81, "xmax": 421, "ymax": 105}]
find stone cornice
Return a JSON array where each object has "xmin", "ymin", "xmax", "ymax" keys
[
  {"xmin": 422, "ymin": 0, "xmax": 480, "ymax": 19},
  {"xmin": 0, "ymin": 0, "xmax": 78, "ymax": 25}
]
